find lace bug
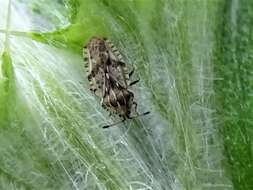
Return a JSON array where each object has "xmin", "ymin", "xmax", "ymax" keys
[{"xmin": 83, "ymin": 37, "xmax": 149, "ymax": 128}]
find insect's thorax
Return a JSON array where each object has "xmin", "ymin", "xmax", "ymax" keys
[{"xmin": 85, "ymin": 37, "xmax": 109, "ymax": 69}]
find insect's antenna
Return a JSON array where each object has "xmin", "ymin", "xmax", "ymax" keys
[
  {"xmin": 102, "ymin": 112, "xmax": 150, "ymax": 129},
  {"xmin": 102, "ymin": 119, "xmax": 125, "ymax": 129},
  {"xmin": 129, "ymin": 111, "xmax": 150, "ymax": 119}
]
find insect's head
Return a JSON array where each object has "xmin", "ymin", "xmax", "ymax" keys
[
  {"xmin": 87, "ymin": 37, "xmax": 107, "ymax": 52},
  {"xmin": 85, "ymin": 37, "xmax": 109, "ymax": 65}
]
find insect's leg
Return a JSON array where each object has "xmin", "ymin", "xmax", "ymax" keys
[
  {"xmin": 127, "ymin": 67, "xmax": 140, "ymax": 86},
  {"xmin": 133, "ymin": 101, "xmax": 138, "ymax": 113},
  {"xmin": 128, "ymin": 111, "xmax": 150, "ymax": 119},
  {"xmin": 129, "ymin": 79, "xmax": 140, "ymax": 86},
  {"xmin": 102, "ymin": 118, "xmax": 126, "ymax": 128},
  {"xmin": 129, "ymin": 102, "xmax": 150, "ymax": 119},
  {"xmin": 128, "ymin": 68, "xmax": 135, "ymax": 78}
]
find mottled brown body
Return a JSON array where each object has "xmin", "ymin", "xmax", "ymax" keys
[
  {"xmin": 83, "ymin": 37, "xmax": 149, "ymax": 127},
  {"xmin": 83, "ymin": 37, "xmax": 134, "ymax": 119}
]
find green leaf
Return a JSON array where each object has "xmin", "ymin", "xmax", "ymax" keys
[{"xmin": 0, "ymin": 0, "xmax": 252, "ymax": 189}]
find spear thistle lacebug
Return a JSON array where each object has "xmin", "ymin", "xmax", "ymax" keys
[{"xmin": 83, "ymin": 37, "xmax": 149, "ymax": 128}]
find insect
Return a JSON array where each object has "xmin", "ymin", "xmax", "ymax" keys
[{"xmin": 83, "ymin": 36, "xmax": 149, "ymax": 128}]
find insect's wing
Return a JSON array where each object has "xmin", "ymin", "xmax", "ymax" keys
[
  {"xmin": 92, "ymin": 68, "xmax": 106, "ymax": 98},
  {"xmin": 105, "ymin": 39, "xmax": 124, "ymax": 63},
  {"xmin": 107, "ymin": 63, "xmax": 129, "ymax": 88},
  {"xmin": 104, "ymin": 41, "xmax": 129, "ymax": 88},
  {"xmin": 83, "ymin": 46, "xmax": 106, "ymax": 99}
]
